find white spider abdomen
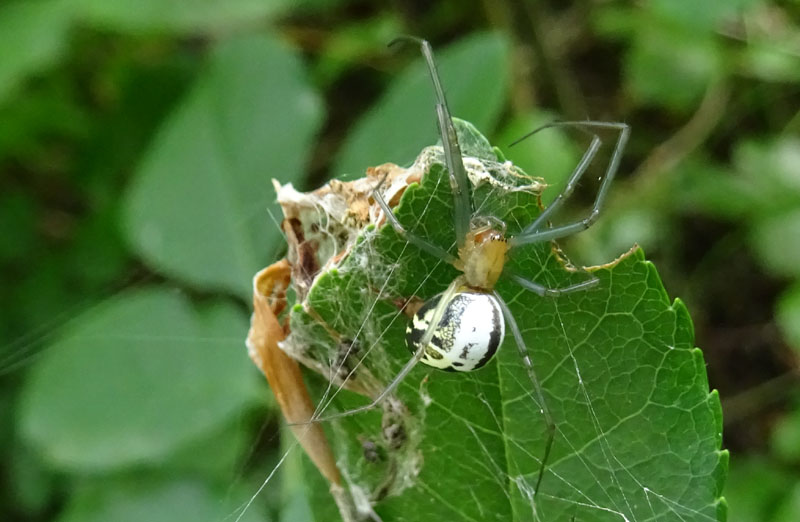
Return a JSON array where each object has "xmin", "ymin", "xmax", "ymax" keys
[{"xmin": 405, "ymin": 289, "xmax": 505, "ymax": 372}]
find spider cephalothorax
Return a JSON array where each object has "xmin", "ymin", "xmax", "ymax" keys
[
  {"xmin": 457, "ymin": 223, "xmax": 509, "ymax": 291},
  {"xmin": 404, "ymin": 221, "xmax": 510, "ymax": 373}
]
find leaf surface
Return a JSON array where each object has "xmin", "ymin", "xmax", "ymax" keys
[
  {"xmin": 56, "ymin": 478, "xmax": 266, "ymax": 522},
  {"xmin": 288, "ymin": 122, "xmax": 727, "ymax": 521},
  {"xmin": 19, "ymin": 289, "xmax": 260, "ymax": 470},
  {"xmin": 0, "ymin": 0, "xmax": 71, "ymax": 103},
  {"xmin": 72, "ymin": 0, "xmax": 291, "ymax": 34}
]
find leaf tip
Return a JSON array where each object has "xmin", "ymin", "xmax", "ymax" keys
[
  {"xmin": 715, "ymin": 450, "xmax": 730, "ymax": 521},
  {"xmin": 672, "ymin": 297, "xmax": 696, "ymax": 346},
  {"xmin": 716, "ymin": 495, "xmax": 729, "ymax": 522},
  {"xmin": 708, "ymin": 387, "xmax": 725, "ymax": 442}
]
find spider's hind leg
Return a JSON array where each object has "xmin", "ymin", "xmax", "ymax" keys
[
  {"xmin": 507, "ymin": 272, "xmax": 599, "ymax": 297},
  {"xmin": 493, "ymin": 291, "xmax": 555, "ymax": 495},
  {"xmin": 510, "ymin": 121, "xmax": 630, "ymax": 247}
]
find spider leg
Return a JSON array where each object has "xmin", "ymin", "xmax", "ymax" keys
[
  {"xmin": 391, "ymin": 37, "xmax": 473, "ymax": 248},
  {"xmin": 302, "ymin": 277, "xmax": 464, "ymax": 424},
  {"xmin": 493, "ymin": 291, "xmax": 555, "ymax": 495},
  {"xmin": 507, "ymin": 272, "xmax": 599, "ymax": 297},
  {"xmin": 518, "ymin": 129, "xmax": 602, "ymax": 236},
  {"xmin": 373, "ymin": 174, "xmax": 457, "ymax": 265},
  {"xmin": 510, "ymin": 121, "xmax": 630, "ymax": 247}
]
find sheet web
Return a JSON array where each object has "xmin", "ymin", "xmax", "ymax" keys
[{"xmin": 273, "ymin": 121, "xmax": 726, "ymax": 522}]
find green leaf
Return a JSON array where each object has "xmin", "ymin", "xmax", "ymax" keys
[
  {"xmin": 676, "ymin": 137, "xmax": 800, "ymax": 225},
  {"xmin": 649, "ymin": 0, "xmax": 758, "ymax": 31},
  {"xmin": 741, "ymin": 33, "xmax": 800, "ymax": 83},
  {"xmin": 285, "ymin": 122, "xmax": 726, "ymax": 521},
  {"xmin": 166, "ymin": 414, "xmax": 258, "ymax": 479},
  {"xmin": 749, "ymin": 208, "xmax": 800, "ymax": 279},
  {"xmin": 0, "ymin": 0, "xmax": 72, "ymax": 103},
  {"xmin": 675, "ymin": 159, "xmax": 755, "ymax": 220},
  {"xmin": 312, "ymin": 15, "xmax": 403, "ymax": 87},
  {"xmin": 733, "ymin": 137, "xmax": 800, "ymax": 216},
  {"xmin": 7, "ymin": 443, "xmax": 54, "ymax": 516},
  {"xmin": 124, "ymin": 34, "xmax": 322, "ymax": 298},
  {"xmin": 772, "ymin": 405, "xmax": 800, "ymax": 463},
  {"xmin": 71, "ymin": 0, "xmax": 291, "ymax": 34},
  {"xmin": 18, "ymin": 289, "xmax": 260, "ymax": 471},
  {"xmin": 56, "ymin": 478, "xmax": 267, "ymax": 522},
  {"xmin": 334, "ymin": 32, "xmax": 510, "ymax": 178},
  {"xmin": 730, "ymin": 137, "xmax": 800, "ymax": 278},
  {"xmin": 775, "ymin": 483, "xmax": 800, "ymax": 522},
  {"xmin": 625, "ymin": 19, "xmax": 722, "ymax": 110},
  {"xmin": 280, "ymin": 426, "xmax": 321, "ymax": 522},
  {"xmin": 725, "ymin": 456, "xmax": 789, "ymax": 522}
]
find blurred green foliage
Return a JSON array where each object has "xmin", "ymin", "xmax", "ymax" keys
[{"xmin": 0, "ymin": 0, "xmax": 799, "ymax": 521}]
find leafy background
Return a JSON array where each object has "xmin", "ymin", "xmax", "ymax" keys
[{"xmin": 0, "ymin": 0, "xmax": 798, "ymax": 521}]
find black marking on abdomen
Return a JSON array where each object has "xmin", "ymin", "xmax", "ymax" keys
[{"xmin": 473, "ymin": 300, "xmax": 502, "ymax": 370}]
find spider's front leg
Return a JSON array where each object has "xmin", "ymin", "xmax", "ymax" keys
[
  {"xmin": 372, "ymin": 177, "xmax": 456, "ymax": 265},
  {"xmin": 507, "ymin": 271, "xmax": 599, "ymax": 297},
  {"xmin": 390, "ymin": 36, "xmax": 473, "ymax": 246}
]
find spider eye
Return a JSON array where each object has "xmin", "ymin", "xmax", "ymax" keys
[{"xmin": 405, "ymin": 289, "xmax": 505, "ymax": 372}]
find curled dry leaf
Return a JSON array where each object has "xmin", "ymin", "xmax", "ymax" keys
[{"xmin": 246, "ymin": 260, "xmax": 347, "ymax": 491}]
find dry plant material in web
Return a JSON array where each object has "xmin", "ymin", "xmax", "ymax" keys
[{"xmin": 246, "ymin": 165, "xmax": 414, "ymax": 521}]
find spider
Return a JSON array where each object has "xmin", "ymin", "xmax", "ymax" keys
[{"xmin": 312, "ymin": 36, "xmax": 630, "ymax": 496}]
